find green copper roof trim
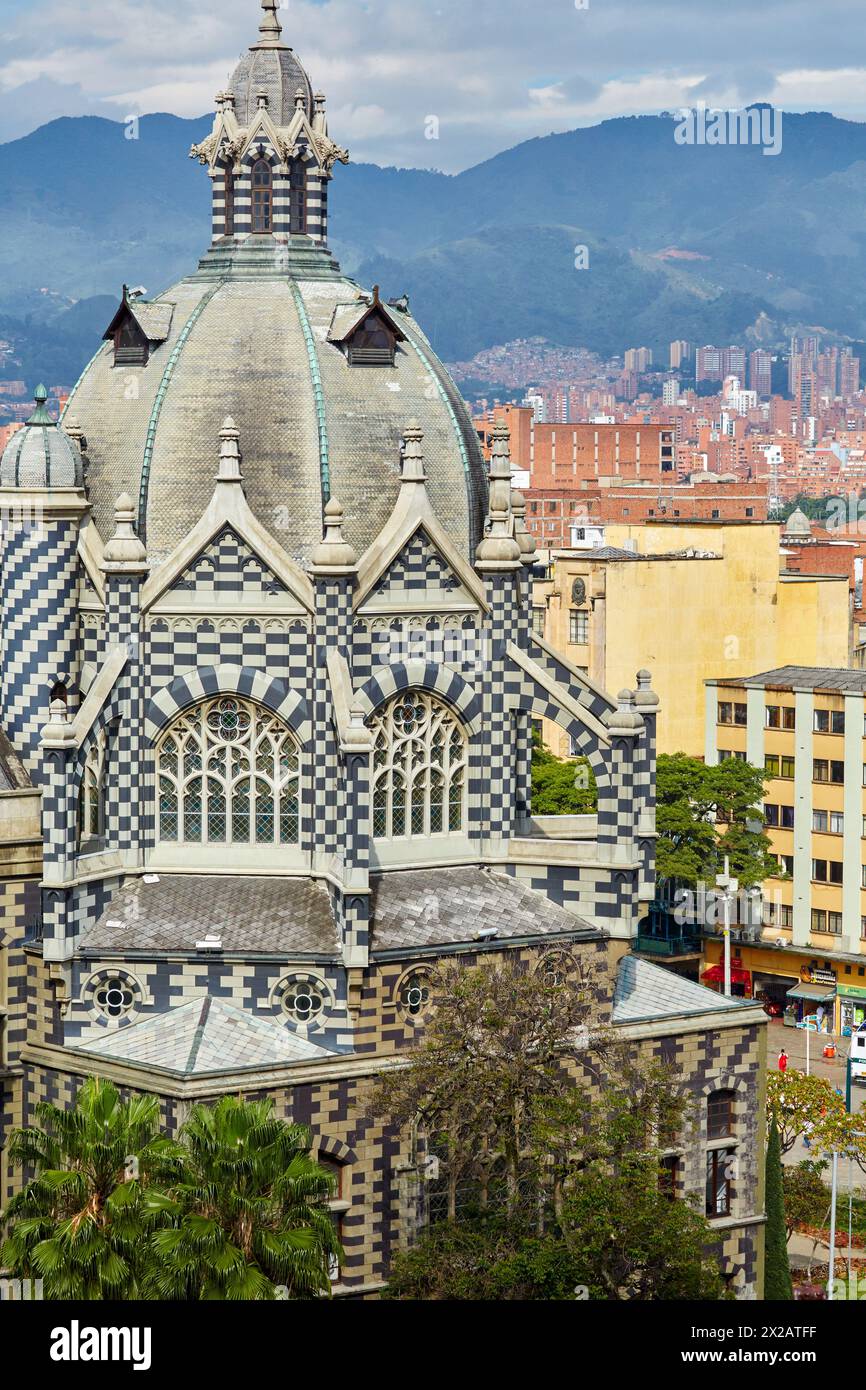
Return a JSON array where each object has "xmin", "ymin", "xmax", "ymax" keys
[
  {"xmin": 289, "ymin": 280, "xmax": 331, "ymax": 503},
  {"xmin": 137, "ymin": 282, "xmax": 225, "ymax": 543},
  {"xmin": 400, "ymin": 324, "xmax": 471, "ymax": 485}
]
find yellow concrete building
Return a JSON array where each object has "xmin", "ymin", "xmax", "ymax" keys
[
  {"xmin": 705, "ymin": 667, "xmax": 866, "ymax": 1037},
  {"xmin": 532, "ymin": 522, "xmax": 849, "ymax": 757}
]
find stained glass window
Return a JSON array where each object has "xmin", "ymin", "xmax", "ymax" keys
[
  {"xmin": 156, "ymin": 697, "xmax": 300, "ymax": 846},
  {"xmin": 367, "ymin": 692, "xmax": 467, "ymax": 840}
]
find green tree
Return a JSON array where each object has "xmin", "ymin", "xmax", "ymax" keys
[
  {"xmin": 148, "ymin": 1096, "xmax": 340, "ymax": 1300},
  {"xmin": 0, "ymin": 1077, "xmax": 172, "ymax": 1299},
  {"xmin": 764, "ymin": 1117, "xmax": 793, "ymax": 1300},
  {"xmin": 656, "ymin": 752, "xmax": 777, "ymax": 887},
  {"xmin": 782, "ymin": 1161, "xmax": 830, "ymax": 1240},
  {"xmin": 531, "ymin": 730, "xmax": 597, "ymax": 814},
  {"xmin": 766, "ymin": 1069, "xmax": 853, "ymax": 1157},
  {"xmin": 373, "ymin": 955, "xmax": 726, "ymax": 1300}
]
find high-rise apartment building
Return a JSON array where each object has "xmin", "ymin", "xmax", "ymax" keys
[
  {"xmin": 748, "ymin": 349, "xmax": 772, "ymax": 398},
  {"xmin": 670, "ymin": 339, "xmax": 692, "ymax": 369}
]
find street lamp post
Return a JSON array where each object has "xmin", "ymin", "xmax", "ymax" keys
[{"xmin": 716, "ymin": 856, "xmax": 739, "ymax": 999}]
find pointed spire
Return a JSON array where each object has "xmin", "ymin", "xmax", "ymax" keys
[
  {"xmin": 259, "ymin": 0, "xmax": 283, "ymax": 44},
  {"xmin": 27, "ymin": 384, "xmax": 54, "ymax": 427},
  {"xmin": 310, "ymin": 497, "xmax": 358, "ymax": 573},
  {"xmin": 475, "ymin": 420, "xmax": 521, "ymax": 569},
  {"xmin": 216, "ymin": 417, "xmax": 243, "ymax": 485},
  {"xmin": 400, "ymin": 419, "xmax": 427, "ymax": 485},
  {"xmin": 102, "ymin": 492, "xmax": 148, "ymax": 572}
]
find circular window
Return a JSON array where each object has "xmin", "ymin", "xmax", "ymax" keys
[
  {"xmin": 88, "ymin": 972, "xmax": 140, "ymax": 1021},
  {"xmin": 399, "ymin": 973, "xmax": 430, "ymax": 1019},
  {"xmin": 275, "ymin": 974, "xmax": 331, "ymax": 1026}
]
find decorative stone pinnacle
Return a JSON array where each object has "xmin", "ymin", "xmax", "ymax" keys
[
  {"xmin": 605, "ymin": 688, "xmax": 644, "ymax": 736},
  {"xmin": 475, "ymin": 419, "xmax": 520, "ymax": 568},
  {"xmin": 634, "ymin": 668, "xmax": 659, "ymax": 712},
  {"xmin": 294, "ymin": 88, "xmax": 306, "ymax": 110},
  {"xmin": 257, "ymin": 89, "xmax": 269, "ymax": 109},
  {"xmin": 310, "ymin": 496, "xmax": 358, "ymax": 572},
  {"xmin": 27, "ymin": 384, "xmax": 54, "ymax": 427},
  {"xmin": 103, "ymin": 491, "xmax": 148, "ymax": 570},
  {"xmin": 42, "ymin": 691, "xmax": 75, "ymax": 750},
  {"xmin": 217, "ymin": 417, "xmax": 243, "ymax": 483},
  {"xmin": 400, "ymin": 420, "xmax": 427, "ymax": 484},
  {"xmin": 512, "ymin": 490, "xmax": 537, "ymax": 564}
]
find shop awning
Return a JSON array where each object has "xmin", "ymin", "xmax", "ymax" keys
[
  {"xmin": 786, "ymin": 983, "xmax": 836, "ymax": 1002},
  {"xmin": 702, "ymin": 965, "xmax": 751, "ymax": 986}
]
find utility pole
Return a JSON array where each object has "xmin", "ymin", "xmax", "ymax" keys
[
  {"xmin": 716, "ymin": 856, "xmax": 738, "ymax": 998},
  {"xmin": 828, "ymin": 1150, "xmax": 839, "ymax": 1300}
]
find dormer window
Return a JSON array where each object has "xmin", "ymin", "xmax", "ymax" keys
[
  {"xmin": 348, "ymin": 311, "xmax": 396, "ymax": 366},
  {"xmin": 103, "ymin": 288, "xmax": 174, "ymax": 368},
  {"xmin": 251, "ymin": 159, "xmax": 272, "ymax": 233},
  {"xmin": 327, "ymin": 287, "xmax": 406, "ymax": 368}
]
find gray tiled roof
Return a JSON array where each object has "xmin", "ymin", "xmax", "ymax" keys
[
  {"xmin": 715, "ymin": 666, "xmax": 866, "ymax": 694},
  {"xmin": 369, "ymin": 867, "xmax": 600, "ymax": 952},
  {"xmin": 79, "ymin": 875, "xmax": 338, "ymax": 955},
  {"xmin": 130, "ymin": 301, "xmax": 174, "ymax": 343},
  {"xmin": 73, "ymin": 996, "xmax": 336, "ymax": 1075},
  {"xmin": 612, "ymin": 954, "xmax": 749, "ymax": 1024}
]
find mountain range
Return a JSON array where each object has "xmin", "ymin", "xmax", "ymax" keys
[{"xmin": 3, "ymin": 108, "xmax": 866, "ymax": 387}]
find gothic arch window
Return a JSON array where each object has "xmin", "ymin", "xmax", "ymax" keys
[
  {"xmin": 367, "ymin": 691, "xmax": 468, "ymax": 840},
  {"xmin": 156, "ymin": 696, "xmax": 300, "ymax": 846},
  {"xmin": 78, "ymin": 731, "xmax": 106, "ymax": 851},
  {"xmin": 251, "ymin": 158, "xmax": 273, "ymax": 233},
  {"xmin": 290, "ymin": 159, "xmax": 307, "ymax": 234}
]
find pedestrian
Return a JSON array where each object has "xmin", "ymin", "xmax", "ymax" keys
[{"xmin": 778, "ymin": 1048, "xmax": 788, "ymax": 1072}]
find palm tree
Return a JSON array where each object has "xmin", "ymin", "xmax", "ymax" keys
[
  {"xmin": 0, "ymin": 1076, "xmax": 172, "ymax": 1299},
  {"xmin": 148, "ymin": 1096, "xmax": 341, "ymax": 1300}
]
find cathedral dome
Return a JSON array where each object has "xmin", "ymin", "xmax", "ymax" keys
[
  {"xmin": 0, "ymin": 386, "xmax": 83, "ymax": 489},
  {"xmin": 62, "ymin": 1, "xmax": 487, "ymax": 569}
]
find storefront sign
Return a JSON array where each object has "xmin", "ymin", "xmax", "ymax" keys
[{"xmin": 801, "ymin": 966, "xmax": 836, "ymax": 986}]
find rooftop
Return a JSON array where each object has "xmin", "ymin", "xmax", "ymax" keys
[
  {"xmin": 710, "ymin": 665, "xmax": 866, "ymax": 694},
  {"xmin": 77, "ymin": 866, "xmax": 602, "ymax": 959},
  {"xmin": 72, "ymin": 995, "xmax": 339, "ymax": 1077},
  {"xmin": 612, "ymin": 954, "xmax": 751, "ymax": 1025}
]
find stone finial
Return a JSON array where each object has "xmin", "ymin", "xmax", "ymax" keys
[
  {"xmin": 27, "ymin": 384, "xmax": 54, "ymax": 427},
  {"xmin": 294, "ymin": 87, "xmax": 307, "ymax": 111},
  {"xmin": 475, "ymin": 419, "xmax": 521, "ymax": 568},
  {"xmin": 102, "ymin": 492, "xmax": 148, "ymax": 571},
  {"xmin": 512, "ymin": 490, "xmax": 536, "ymax": 564},
  {"xmin": 216, "ymin": 417, "xmax": 243, "ymax": 484},
  {"xmin": 257, "ymin": 89, "xmax": 269, "ymax": 110},
  {"xmin": 400, "ymin": 419, "xmax": 427, "ymax": 485},
  {"xmin": 42, "ymin": 690, "xmax": 75, "ymax": 750},
  {"xmin": 310, "ymin": 497, "xmax": 358, "ymax": 572},
  {"xmin": 634, "ymin": 668, "xmax": 660, "ymax": 712},
  {"xmin": 258, "ymin": 0, "xmax": 283, "ymax": 44},
  {"xmin": 314, "ymin": 91, "xmax": 326, "ymax": 111},
  {"xmin": 605, "ymin": 688, "xmax": 645, "ymax": 736}
]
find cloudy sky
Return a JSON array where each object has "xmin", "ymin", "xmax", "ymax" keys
[{"xmin": 0, "ymin": 0, "xmax": 864, "ymax": 170}]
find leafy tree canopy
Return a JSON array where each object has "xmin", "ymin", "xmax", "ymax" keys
[
  {"xmin": 531, "ymin": 730, "xmax": 597, "ymax": 815},
  {"xmin": 656, "ymin": 752, "xmax": 777, "ymax": 888}
]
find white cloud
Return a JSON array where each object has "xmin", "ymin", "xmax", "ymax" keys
[{"xmin": 0, "ymin": 0, "xmax": 865, "ymax": 167}]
